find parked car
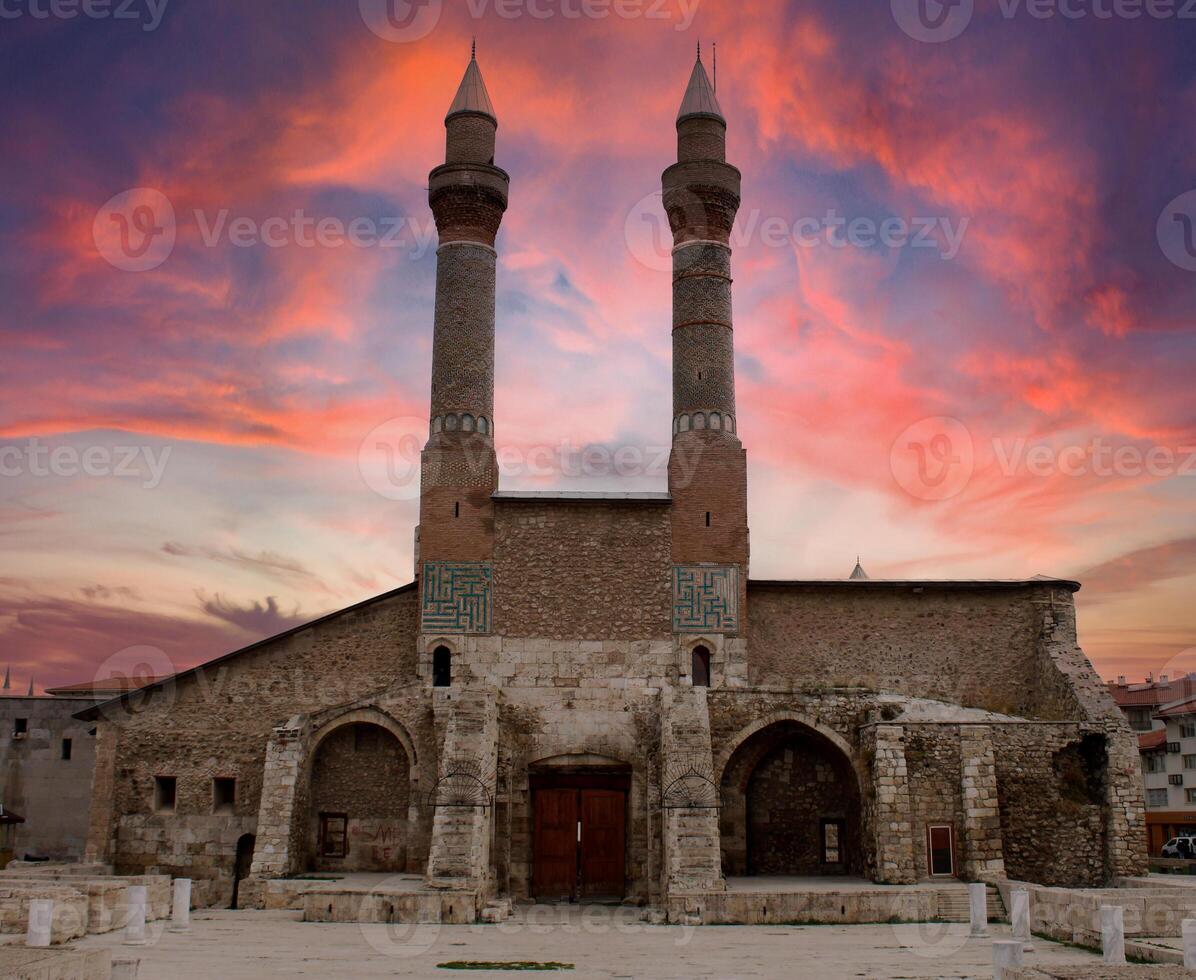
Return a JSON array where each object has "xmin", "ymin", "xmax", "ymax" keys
[{"xmin": 1161, "ymin": 836, "xmax": 1196, "ymax": 858}]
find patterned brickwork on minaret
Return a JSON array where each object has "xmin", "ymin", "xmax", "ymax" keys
[
  {"xmin": 419, "ymin": 52, "xmax": 508, "ymax": 598},
  {"xmin": 665, "ymin": 53, "xmax": 749, "ymax": 634}
]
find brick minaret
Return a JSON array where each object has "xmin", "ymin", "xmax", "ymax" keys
[
  {"xmin": 665, "ymin": 52, "xmax": 749, "ymax": 619},
  {"xmin": 419, "ymin": 49, "xmax": 509, "ymax": 566}
]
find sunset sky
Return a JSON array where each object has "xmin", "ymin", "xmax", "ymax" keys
[{"xmin": 1, "ymin": 0, "xmax": 1194, "ymax": 692}]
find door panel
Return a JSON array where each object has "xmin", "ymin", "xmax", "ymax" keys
[
  {"xmin": 580, "ymin": 789, "xmax": 625, "ymax": 899},
  {"xmin": 928, "ymin": 824, "xmax": 954, "ymax": 877},
  {"xmin": 533, "ymin": 789, "xmax": 578, "ymax": 899}
]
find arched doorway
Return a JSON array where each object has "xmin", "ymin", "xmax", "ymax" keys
[
  {"xmin": 719, "ymin": 721, "xmax": 862, "ymax": 877},
  {"xmin": 231, "ymin": 833, "xmax": 255, "ymax": 909},
  {"xmin": 307, "ymin": 721, "xmax": 411, "ymax": 873}
]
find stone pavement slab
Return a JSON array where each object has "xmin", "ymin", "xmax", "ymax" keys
[{"xmin": 69, "ymin": 906, "xmax": 1113, "ymax": 979}]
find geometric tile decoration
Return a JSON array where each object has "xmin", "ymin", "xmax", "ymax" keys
[
  {"xmin": 422, "ymin": 561, "xmax": 493, "ymax": 634},
  {"xmin": 672, "ymin": 564, "xmax": 739, "ymax": 633}
]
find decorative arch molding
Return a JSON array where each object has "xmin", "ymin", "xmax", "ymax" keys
[
  {"xmin": 712, "ymin": 710, "xmax": 860, "ymax": 790},
  {"xmin": 527, "ymin": 752, "xmax": 632, "ymax": 771},
  {"xmin": 305, "ymin": 705, "xmax": 419, "ymax": 777}
]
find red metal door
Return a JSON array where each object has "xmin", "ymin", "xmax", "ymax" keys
[
  {"xmin": 927, "ymin": 824, "xmax": 955, "ymax": 877},
  {"xmin": 533, "ymin": 789, "xmax": 578, "ymax": 899},
  {"xmin": 579, "ymin": 789, "xmax": 625, "ymax": 899}
]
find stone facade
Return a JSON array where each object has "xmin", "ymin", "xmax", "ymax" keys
[
  {"xmin": 0, "ymin": 691, "xmax": 113, "ymax": 862},
  {"xmin": 77, "ymin": 52, "xmax": 1147, "ymax": 917}
]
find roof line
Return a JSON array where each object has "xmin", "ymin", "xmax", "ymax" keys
[
  {"xmin": 74, "ymin": 581, "xmax": 417, "ymax": 721},
  {"xmin": 748, "ymin": 577, "xmax": 1082, "ymax": 592}
]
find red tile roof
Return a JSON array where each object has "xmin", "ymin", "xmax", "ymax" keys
[
  {"xmin": 1157, "ymin": 698, "xmax": 1196, "ymax": 719},
  {"xmin": 1139, "ymin": 729, "xmax": 1167, "ymax": 750},
  {"xmin": 1108, "ymin": 677, "xmax": 1196, "ymax": 707}
]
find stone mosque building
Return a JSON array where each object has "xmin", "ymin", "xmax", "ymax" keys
[{"xmin": 79, "ymin": 52, "xmax": 1147, "ymax": 921}]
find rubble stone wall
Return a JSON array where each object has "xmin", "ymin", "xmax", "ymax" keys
[{"xmin": 87, "ymin": 586, "xmax": 420, "ymax": 892}]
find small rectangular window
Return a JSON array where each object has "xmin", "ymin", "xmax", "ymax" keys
[
  {"xmin": 1170, "ymin": 773, "xmax": 1185, "ymax": 786},
  {"xmin": 154, "ymin": 776, "xmax": 177, "ymax": 813},
  {"xmin": 822, "ymin": 818, "xmax": 845, "ymax": 865},
  {"xmin": 1184, "ymin": 754, "xmax": 1196, "ymax": 770},
  {"xmin": 1148, "ymin": 788, "xmax": 1169, "ymax": 807},
  {"xmin": 1187, "ymin": 789, "xmax": 1196, "ymax": 804},
  {"xmin": 213, "ymin": 778, "xmax": 236, "ymax": 815},
  {"xmin": 14, "ymin": 718, "xmax": 27, "ymax": 736},
  {"xmin": 320, "ymin": 813, "xmax": 348, "ymax": 858},
  {"xmin": 1183, "ymin": 724, "xmax": 1196, "ymax": 739},
  {"xmin": 61, "ymin": 739, "xmax": 73, "ymax": 761}
]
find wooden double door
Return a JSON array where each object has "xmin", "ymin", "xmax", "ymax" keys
[{"xmin": 532, "ymin": 776, "xmax": 627, "ymax": 901}]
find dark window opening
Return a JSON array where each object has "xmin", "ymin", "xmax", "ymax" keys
[
  {"xmin": 698, "ymin": 370, "xmax": 704, "ymax": 380},
  {"xmin": 154, "ymin": 776, "xmax": 177, "ymax": 813},
  {"xmin": 61, "ymin": 738, "xmax": 72, "ymax": 761},
  {"xmin": 433, "ymin": 646, "xmax": 452, "ymax": 688},
  {"xmin": 213, "ymin": 777, "xmax": 236, "ymax": 815},
  {"xmin": 14, "ymin": 718, "xmax": 27, "ymax": 736},
  {"xmin": 454, "ymin": 501, "xmax": 460, "ymax": 518},
  {"xmin": 319, "ymin": 812, "xmax": 348, "ymax": 858},
  {"xmin": 692, "ymin": 645, "xmax": 711, "ymax": 688},
  {"xmin": 705, "ymin": 512, "xmax": 712, "ymax": 527}
]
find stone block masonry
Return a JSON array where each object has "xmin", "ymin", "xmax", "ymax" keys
[{"xmin": 75, "ymin": 55, "xmax": 1147, "ymax": 920}]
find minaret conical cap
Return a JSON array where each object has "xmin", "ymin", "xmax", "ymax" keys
[
  {"xmin": 447, "ymin": 50, "xmax": 496, "ymax": 122},
  {"xmin": 677, "ymin": 54, "xmax": 724, "ymax": 123}
]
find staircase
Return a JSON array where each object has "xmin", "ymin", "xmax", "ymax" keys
[{"xmin": 934, "ymin": 884, "xmax": 1005, "ymax": 922}]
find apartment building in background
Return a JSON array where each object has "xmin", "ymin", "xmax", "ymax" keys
[{"xmin": 1109, "ymin": 673, "xmax": 1196, "ymax": 854}]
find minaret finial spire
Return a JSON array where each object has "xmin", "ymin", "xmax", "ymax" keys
[
  {"xmin": 697, "ymin": 39, "xmax": 701, "ymax": 61},
  {"xmin": 472, "ymin": 36, "xmax": 476, "ymax": 60},
  {"xmin": 713, "ymin": 41, "xmax": 717, "ymax": 91}
]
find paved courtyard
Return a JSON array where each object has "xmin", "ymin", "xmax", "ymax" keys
[{"xmin": 73, "ymin": 905, "xmax": 1108, "ymax": 979}]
